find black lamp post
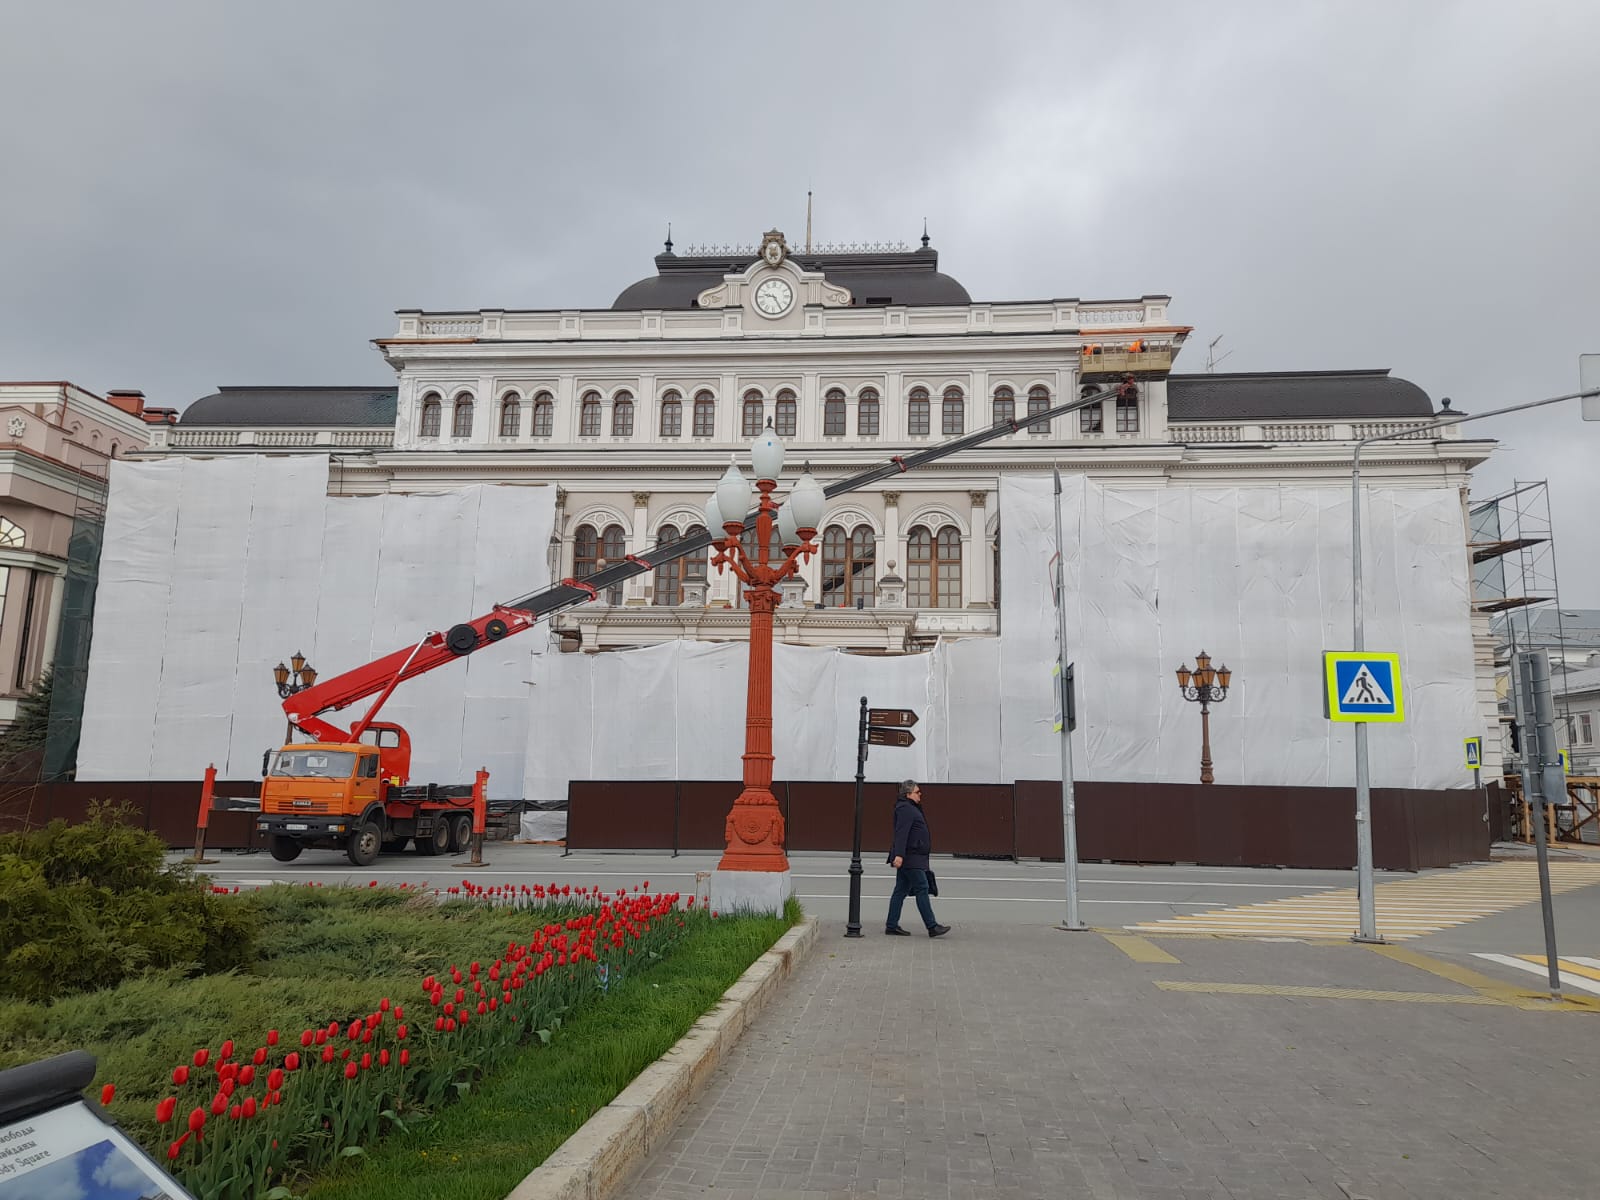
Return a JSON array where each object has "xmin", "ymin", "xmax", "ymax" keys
[
  {"xmin": 273, "ymin": 653, "xmax": 318, "ymax": 743},
  {"xmin": 1176, "ymin": 651, "xmax": 1231, "ymax": 785}
]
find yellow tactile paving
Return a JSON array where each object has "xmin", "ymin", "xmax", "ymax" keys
[{"xmin": 1127, "ymin": 862, "xmax": 1600, "ymax": 941}]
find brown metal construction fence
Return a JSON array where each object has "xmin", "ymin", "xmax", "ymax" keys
[
  {"xmin": 0, "ymin": 779, "xmax": 262, "ymax": 849},
  {"xmin": 569, "ymin": 779, "xmax": 1492, "ymax": 871}
]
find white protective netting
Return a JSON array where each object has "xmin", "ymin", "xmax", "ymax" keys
[
  {"xmin": 78, "ymin": 456, "xmax": 554, "ymax": 786},
  {"xmin": 522, "ymin": 475, "xmax": 1477, "ymax": 800}
]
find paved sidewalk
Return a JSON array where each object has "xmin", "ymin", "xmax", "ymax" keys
[{"xmin": 619, "ymin": 924, "xmax": 1600, "ymax": 1200}]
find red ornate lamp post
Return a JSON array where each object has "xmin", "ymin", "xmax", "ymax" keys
[
  {"xmin": 704, "ymin": 421, "xmax": 825, "ymax": 907},
  {"xmin": 1175, "ymin": 651, "xmax": 1231, "ymax": 784}
]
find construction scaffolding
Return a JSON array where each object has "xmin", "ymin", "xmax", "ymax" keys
[{"xmin": 1470, "ymin": 479, "xmax": 1594, "ymax": 841}]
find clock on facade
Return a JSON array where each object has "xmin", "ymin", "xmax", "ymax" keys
[{"xmin": 753, "ymin": 277, "xmax": 794, "ymax": 317}]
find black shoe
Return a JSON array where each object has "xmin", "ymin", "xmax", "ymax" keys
[
  {"xmin": 885, "ymin": 926, "xmax": 912, "ymax": 936},
  {"xmin": 928, "ymin": 924, "xmax": 951, "ymax": 938}
]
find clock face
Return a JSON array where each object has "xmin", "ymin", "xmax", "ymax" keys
[{"xmin": 753, "ymin": 277, "xmax": 794, "ymax": 316}]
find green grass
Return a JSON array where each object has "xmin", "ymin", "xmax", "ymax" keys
[{"xmin": 303, "ymin": 897, "xmax": 801, "ymax": 1200}]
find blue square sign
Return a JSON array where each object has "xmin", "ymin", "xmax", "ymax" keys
[{"xmin": 1323, "ymin": 652, "xmax": 1404, "ymax": 722}]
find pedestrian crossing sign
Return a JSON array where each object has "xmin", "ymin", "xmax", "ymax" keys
[
  {"xmin": 1464, "ymin": 737, "xmax": 1482, "ymax": 769},
  {"xmin": 1322, "ymin": 652, "xmax": 1405, "ymax": 722}
]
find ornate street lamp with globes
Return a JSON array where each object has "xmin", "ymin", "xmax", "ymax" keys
[
  {"xmin": 1175, "ymin": 651, "xmax": 1231, "ymax": 785},
  {"xmin": 273, "ymin": 653, "xmax": 318, "ymax": 743},
  {"xmin": 702, "ymin": 420, "xmax": 826, "ymax": 912}
]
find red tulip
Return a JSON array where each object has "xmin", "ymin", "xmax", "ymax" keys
[
  {"xmin": 267, "ymin": 1029, "xmax": 279, "ymax": 1046},
  {"xmin": 360, "ymin": 1052, "xmax": 372, "ymax": 1070},
  {"xmin": 341, "ymin": 1048, "xmax": 351, "ymax": 1061},
  {"xmin": 394, "ymin": 1004, "xmax": 404, "ymax": 1019},
  {"xmin": 435, "ymin": 1017, "xmax": 446, "ymax": 1032},
  {"xmin": 252, "ymin": 1047, "xmax": 268, "ymax": 1066},
  {"xmin": 470, "ymin": 961, "xmax": 480, "ymax": 976},
  {"xmin": 228, "ymin": 1104, "xmax": 241, "ymax": 1121},
  {"xmin": 321, "ymin": 1046, "xmax": 335, "ymax": 1064},
  {"xmin": 347, "ymin": 1020, "xmax": 362, "ymax": 1041},
  {"xmin": 242, "ymin": 1096, "xmax": 258, "ymax": 1118},
  {"xmin": 238, "ymin": 1066, "xmax": 255, "ymax": 1086},
  {"xmin": 220, "ymin": 1063, "xmax": 238, "ymax": 1082},
  {"xmin": 361, "ymin": 1028, "xmax": 373, "ymax": 1044},
  {"xmin": 219, "ymin": 1039, "xmax": 235, "ymax": 1060},
  {"xmin": 344, "ymin": 1062, "xmax": 358, "ymax": 1080},
  {"xmin": 379, "ymin": 997, "xmax": 391, "ymax": 1011},
  {"xmin": 379, "ymin": 1049, "xmax": 390, "ymax": 1066},
  {"xmin": 477, "ymin": 1001, "xmax": 487, "ymax": 1016},
  {"xmin": 189, "ymin": 1107, "xmax": 207, "ymax": 1132},
  {"xmin": 283, "ymin": 1053, "xmax": 300, "ymax": 1072},
  {"xmin": 369, "ymin": 879, "xmax": 378, "ymax": 887},
  {"xmin": 168, "ymin": 1134, "xmax": 189, "ymax": 1159},
  {"xmin": 315, "ymin": 1030, "xmax": 328, "ymax": 1046},
  {"xmin": 100, "ymin": 1084, "xmax": 115, "ymax": 1106},
  {"xmin": 171, "ymin": 1066, "xmax": 189, "ymax": 1086},
  {"xmin": 394, "ymin": 1024, "xmax": 408, "ymax": 1040},
  {"xmin": 220, "ymin": 1078, "xmax": 236, "ymax": 1098},
  {"xmin": 210, "ymin": 1092, "xmax": 228, "ymax": 1116},
  {"xmin": 400, "ymin": 1049, "xmax": 410, "ymax": 1066},
  {"xmin": 267, "ymin": 1068, "xmax": 284, "ymax": 1090},
  {"xmin": 300, "ymin": 1029, "xmax": 314, "ymax": 1047},
  {"xmin": 193, "ymin": 1049, "xmax": 210, "ymax": 1068},
  {"xmin": 156, "ymin": 1097, "xmax": 177, "ymax": 1124}
]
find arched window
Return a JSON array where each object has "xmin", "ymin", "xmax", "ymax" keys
[
  {"xmin": 651, "ymin": 523, "xmax": 710, "ymax": 605},
  {"xmin": 579, "ymin": 391, "xmax": 602, "ymax": 437},
  {"xmin": 659, "ymin": 390, "xmax": 683, "ymax": 437},
  {"xmin": 574, "ymin": 522, "xmax": 626, "ymax": 604},
  {"xmin": 0, "ymin": 518, "xmax": 25, "ymax": 548},
  {"xmin": 942, "ymin": 386, "xmax": 965, "ymax": 435},
  {"xmin": 1027, "ymin": 386, "xmax": 1050, "ymax": 436},
  {"xmin": 499, "ymin": 393, "xmax": 521, "ymax": 437},
  {"xmin": 820, "ymin": 524, "xmax": 876, "ymax": 608},
  {"xmin": 774, "ymin": 388, "xmax": 797, "ymax": 438},
  {"xmin": 612, "ymin": 391, "xmax": 634, "ymax": 437},
  {"xmin": 908, "ymin": 387, "xmax": 930, "ymax": 437},
  {"xmin": 692, "ymin": 390, "xmax": 716, "ymax": 437},
  {"xmin": 90, "ymin": 430, "xmax": 101, "ymax": 448},
  {"xmin": 858, "ymin": 388, "xmax": 880, "ymax": 436},
  {"xmin": 531, "ymin": 391, "xmax": 554, "ymax": 437},
  {"xmin": 992, "ymin": 386, "xmax": 1015, "ymax": 426},
  {"xmin": 109, "ymin": 442, "xmax": 120, "ymax": 458},
  {"xmin": 419, "ymin": 393, "xmax": 442, "ymax": 437},
  {"xmin": 742, "ymin": 390, "xmax": 765, "ymax": 437},
  {"xmin": 451, "ymin": 394, "xmax": 474, "ymax": 438},
  {"xmin": 823, "ymin": 388, "xmax": 847, "ymax": 436},
  {"xmin": 1078, "ymin": 385, "xmax": 1103, "ymax": 434},
  {"xmin": 1116, "ymin": 383, "xmax": 1140, "ymax": 433},
  {"xmin": 907, "ymin": 525, "xmax": 962, "ymax": 609},
  {"xmin": 660, "ymin": 390, "xmax": 683, "ymax": 437}
]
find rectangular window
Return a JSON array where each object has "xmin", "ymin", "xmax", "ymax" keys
[
  {"xmin": 693, "ymin": 402, "xmax": 715, "ymax": 437},
  {"xmin": 660, "ymin": 403, "xmax": 681, "ymax": 438},
  {"xmin": 858, "ymin": 401, "xmax": 879, "ymax": 436},
  {"xmin": 824, "ymin": 402, "xmax": 846, "ymax": 436},
  {"xmin": 580, "ymin": 404, "xmax": 601, "ymax": 436},
  {"xmin": 1581, "ymin": 713, "xmax": 1594, "ymax": 745},
  {"xmin": 1079, "ymin": 404, "xmax": 1102, "ymax": 434},
  {"xmin": 908, "ymin": 401, "xmax": 930, "ymax": 437},
  {"xmin": 1116, "ymin": 397, "xmax": 1139, "ymax": 433},
  {"xmin": 533, "ymin": 403, "xmax": 553, "ymax": 437}
]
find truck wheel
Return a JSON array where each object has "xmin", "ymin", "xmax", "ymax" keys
[
  {"xmin": 448, "ymin": 813, "xmax": 473, "ymax": 853},
  {"xmin": 269, "ymin": 836, "xmax": 302, "ymax": 863},
  {"xmin": 416, "ymin": 819, "xmax": 449, "ymax": 856},
  {"xmin": 347, "ymin": 821, "xmax": 382, "ymax": 867}
]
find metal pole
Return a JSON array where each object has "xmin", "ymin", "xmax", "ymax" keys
[
  {"xmin": 846, "ymin": 696, "xmax": 867, "ymax": 937},
  {"xmin": 1053, "ymin": 468, "xmax": 1085, "ymax": 931},
  {"xmin": 1523, "ymin": 650, "xmax": 1564, "ymax": 999},
  {"xmin": 1350, "ymin": 453, "xmax": 1379, "ymax": 942},
  {"xmin": 1199, "ymin": 699, "xmax": 1214, "ymax": 785}
]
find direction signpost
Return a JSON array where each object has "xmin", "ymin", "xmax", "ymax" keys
[{"xmin": 846, "ymin": 699, "xmax": 918, "ymax": 937}]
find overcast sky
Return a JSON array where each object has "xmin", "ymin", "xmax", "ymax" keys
[{"xmin": 2, "ymin": 1, "xmax": 1597, "ymax": 598}]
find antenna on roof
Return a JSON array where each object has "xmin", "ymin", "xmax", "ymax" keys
[
  {"xmin": 664, "ymin": 223, "xmax": 673, "ymax": 254},
  {"xmin": 805, "ymin": 191, "xmax": 812, "ymax": 253},
  {"xmin": 1205, "ymin": 335, "xmax": 1233, "ymax": 373},
  {"xmin": 921, "ymin": 218, "xmax": 930, "ymax": 249}
]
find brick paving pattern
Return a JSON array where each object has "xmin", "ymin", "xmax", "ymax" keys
[{"xmin": 620, "ymin": 924, "xmax": 1600, "ymax": 1199}]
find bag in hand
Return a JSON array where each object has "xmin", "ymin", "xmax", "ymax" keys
[{"xmin": 925, "ymin": 869, "xmax": 939, "ymax": 897}]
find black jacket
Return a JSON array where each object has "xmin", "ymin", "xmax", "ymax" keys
[{"xmin": 888, "ymin": 797, "xmax": 932, "ymax": 870}]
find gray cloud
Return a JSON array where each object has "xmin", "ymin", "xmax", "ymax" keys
[{"xmin": 2, "ymin": 0, "xmax": 1597, "ymax": 595}]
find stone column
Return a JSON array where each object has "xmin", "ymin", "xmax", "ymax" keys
[
  {"xmin": 626, "ymin": 491, "xmax": 651, "ymax": 605},
  {"xmin": 882, "ymin": 491, "xmax": 903, "ymax": 575},
  {"xmin": 967, "ymin": 490, "xmax": 992, "ymax": 608}
]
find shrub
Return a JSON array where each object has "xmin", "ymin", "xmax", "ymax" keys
[{"xmin": 0, "ymin": 801, "xmax": 256, "ymax": 1001}]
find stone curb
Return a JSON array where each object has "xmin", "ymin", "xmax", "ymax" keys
[{"xmin": 503, "ymin": 914, "xmax": 820, "ymax": 1200}]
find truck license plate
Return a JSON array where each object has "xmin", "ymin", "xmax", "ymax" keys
[{"xmin": 286, "ymin": 823, "xmax": 308, "ymax": 832}]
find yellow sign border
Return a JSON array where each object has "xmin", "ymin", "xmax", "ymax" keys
[
  {"xmin": 1463, "ymin": 736, "xmax": 1482, "ymax": 770},
  {"xmin": 1323, "ymin": 651, "xmax": 1405, "ymax": 723}
]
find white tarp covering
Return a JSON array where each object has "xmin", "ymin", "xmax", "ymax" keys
[
  {"xmin": 79, "ymin": 456, "xmax": 554, "ymax": 787},
  {"xmin": 522, "ymin": 475, "xmax": 1477, "ymax": 799}
]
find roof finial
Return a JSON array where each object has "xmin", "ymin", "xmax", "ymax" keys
[
  {"xmin": 664, "ymin": 222, "xmax": 674, "ymax": 254},
  {"xmin": 921, "ymin": 218, "xmax": 930, "ymax": 249}
]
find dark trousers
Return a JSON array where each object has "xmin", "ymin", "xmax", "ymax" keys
[{"xmin": 887, "ymin": 866, "xmax": 937, "ymax": 931}]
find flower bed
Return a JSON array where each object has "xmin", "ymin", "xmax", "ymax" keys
[{"xmin": 6, "ymin": 880, "xmax": 721, "ymax": 1200}]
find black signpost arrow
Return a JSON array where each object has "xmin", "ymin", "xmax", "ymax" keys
[{"xmin": 847, "ymin": 697, "xmax": 920, "ymax": 938}]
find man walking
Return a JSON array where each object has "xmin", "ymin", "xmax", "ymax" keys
[{"xmin": 886, "ymin": 779, "xmax": 951, "ymax": 938}]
